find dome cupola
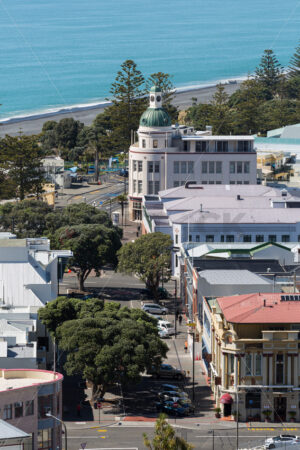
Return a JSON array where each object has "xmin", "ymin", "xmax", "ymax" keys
[{"xmin": 139, "ymin": 86, "xmax": 171, "ymax": 128}]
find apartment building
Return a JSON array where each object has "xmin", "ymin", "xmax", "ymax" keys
[
  {"xmin": 205, "ymin": 293, "xmax": 300, "ymax": 422},
  {"xmin": 129, "ymin": 86, "xmax": 257, "ymax": 220},
  {"xmin": 0, "ymin": 368, "xmax": 63, "ymax": 450}
]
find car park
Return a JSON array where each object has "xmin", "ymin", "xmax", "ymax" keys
[
  {"xmin": 141, "ymin": 303, "xmax": 168, "ymax": 315},
  {"xmin": 158, "ymin": 320, "xmax": 175, "ymax": 335},
  {"xmin": 265, "ymin": 435, "xmax": 300, "ymax": 448},
  {"xmin": 148, "ymin": 363, "xmax": 186, "ymax": 380}
]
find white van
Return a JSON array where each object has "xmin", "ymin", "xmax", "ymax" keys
[{"xmin": 158, "ymin": 320, "xmax": 175, "ymax": 336}]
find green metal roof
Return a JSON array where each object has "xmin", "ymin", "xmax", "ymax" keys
[
  {"xmin": 150, "ymin": 86, "xmax": 161, "ymax": 93},
  {"xmin": 139, "ymin": 107, "xmax": 171, "ymax": 128}
]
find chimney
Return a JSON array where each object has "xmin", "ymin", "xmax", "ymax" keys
[
  {"xmin": 263, "ymin": 299, "xmax": 266, "ymax": 307},
  {"xmin": 200, "ymin": 204, "xmax": 203, "ymax": 212},
  {"xmin": 237, "ymin": 194, "xmax": 241, "ymax": 200},
  {"xmin": 184, "ymin": 181, "xmax": 197, "ymax": 189}
]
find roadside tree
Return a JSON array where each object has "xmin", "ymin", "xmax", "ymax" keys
[
  {"xmin": 55, "ymin": 223, "xmax": 122, "ymax": 291},
  {"xmin": 39, "ymin": 298, "xmax": 168, "ymax": 398},
  {"xmin": 143, "ymin": 414, "xmax": 194, "ymax": 450},
  {"xmin": 117, "ymin": 232, "xmax": 172, "ymax": 299},
  {"xmin": 0, "ymin": 135, "xmax": 45, "ymax": 200}
]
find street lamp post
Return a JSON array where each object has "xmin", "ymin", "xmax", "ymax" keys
[
  {"xmin": 174, "ymin": 279, "xmax": 177, "ymax": 338},
  {"xmin": 46, "ymin": 412, "xmax": 67, "ymax": 450}
]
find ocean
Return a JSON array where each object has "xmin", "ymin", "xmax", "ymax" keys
[{"xmin": 0, "ymin": 0, "xmax": 299, "ymax": 120}]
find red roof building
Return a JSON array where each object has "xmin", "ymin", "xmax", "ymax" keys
[{"xmin": 217, "ymin": 293, "xmax": 300, "ymax": 324}]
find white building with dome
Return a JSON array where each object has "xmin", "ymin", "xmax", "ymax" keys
[{"xmin": 129, "ymin": 86, "xmax": 257, "ymax": 221}]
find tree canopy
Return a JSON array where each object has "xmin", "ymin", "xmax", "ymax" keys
[
  {"xmin": 0, "ymin": 135, "xmax": 45, "ymax": 200},
  {"xmin": 39, "ymin": 297, "xmax": 168, "ymax": 398},
  {"xmin": 55, "ymin": 223, "xmax": 122, "ymax": 290},
  {"xmin": 143, "ymin": 414, "xmax": 194, "ymax": 450},
  {"xmin": 117, "ymin": 232, "xmax": 172, "ymax": 299}
]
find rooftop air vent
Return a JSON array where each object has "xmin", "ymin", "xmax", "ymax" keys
[{"xmin": 280, "ymin": 295, "xmax": 300, "ymax": 301}]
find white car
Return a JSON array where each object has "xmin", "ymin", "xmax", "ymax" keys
[
  {"xmin": 158, "ymin": 327, "xmax": 169, "ymax": 338},
  {"xmin": 158, "ymin": 320, "xmax": 175, "ymax": 335},
  {"xmin": 265, "ymin": 435, "xmax": 300, "ymax": 448},
  {"xmin": 141, "ymin": 303, "xmax": 168, "ymax": 315}
]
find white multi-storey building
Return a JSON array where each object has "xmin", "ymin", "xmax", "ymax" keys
[{"xmin": 129, "ymin": 86, "xmax": 257, "ymax": 220}]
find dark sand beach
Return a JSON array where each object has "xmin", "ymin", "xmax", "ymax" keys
[{"xmin": 0, "ymin": 82, "xmax": 240, "ymax": 137}]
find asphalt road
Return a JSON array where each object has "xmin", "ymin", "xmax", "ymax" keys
[{"xmin": 66, "ymin": 423, "xmax": 285, "ymax": 449}]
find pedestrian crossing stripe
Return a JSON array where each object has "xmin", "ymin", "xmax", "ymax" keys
[{"xmin": 248, "ymin": 427, "xmax": 298, "ymax": 431}]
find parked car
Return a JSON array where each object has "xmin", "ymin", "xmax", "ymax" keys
[
  {"xmin": 265, "ymin": 435, "xmax": 300, "ymax": 448},
  {"xmin": 158, "ymin": 327, "xmax": 169, "ymax": 339},
  {"xmin": 158, "ymin": 320, "xmax": 175, "ymax": 335},
  {"xmin": 141, "ymin": 303, "xmax": 168, "ymax": 315},
  {"xmin": 158, "ymin": 390, "xmax": 189, "ymax": 401},
  {"xmin": 148, "ymin": 363, "xmax": 186, "ymax": 380},
  {"xmin": 161, "ymin": 384, "xmax": 184, "ymax": 392},
  {"xmin": 155, "ymin": 400, "xmax": 194, "ymax": 416}
]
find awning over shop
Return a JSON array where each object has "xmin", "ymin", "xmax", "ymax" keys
[{"xmin": 220, "ymin": 393, "xmax": 233, "ymax": 404}]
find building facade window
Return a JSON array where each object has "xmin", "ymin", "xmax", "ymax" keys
[
  {"xmin": 181, "ymin": 162, "xmax": 187, "ymax": 174},
  {"xmin": 255, "ymin": 354, "xmax": 262, "ymax": 376},
  {"xmin": 174, "ymin": 181, "xmax": 179, "ymax": 187},
  {"xmin": 238, "ymin": 141, "xmax": 251, "ymax": 152},
  {"xmin": 282, "ymin": 235, "xmax": 290, "ymax": 242},
  {"xmin": 175, "ymin": 234, "xmax": 178, "ymax": 244},
  {"xmin": 276, "ymin": 354, "xmax": 284, "ymax": 384},
  {"xmin": 196, "ymin": 141, "xmax": 207, "ymax": 152},
  {"xmin": 133, "ymin": 180, "xmax": 137, "ymax": 192},
  {"xmin": 244, "ymin": 162, "xmax": 250, "ymax": 173},
  {"xmin": 209, "ymin": 161, "xmax": 214, "ymax": 174},
  {"xmin": 196, "ymin": 235, "xmax": 200, "ymax": 242},
  {"xmin": 154, "ymin": 181, "xmax": 160, "ymax": 194},
  {"xmin": 226, "ymin": 235, "xmax": 234, "ymax": 242},
  {"xmin": 206, "ymin": 235, "xmax": 214, "ymax": 242},
  {"xmin": 209, "ymin": 181, "xmax": 214, "ymax": 184},
  {"xmin": 203, "ymin": 311, "xmax": 210, "ymax": 337},
  {"xmin": 38, "ymin": 395, "xmax": 52, "ymax": 419},
  {"xmin": 25, "ymin": 400, "xmax": 34, "ymax": 416},
  {"xmin": 3, "ymin": 404, "xmax": 12, "ymax": 420},
  {"xmin": 243, "ymin": 235, "xmax": 252, "ymax": 242},
  {"xmin": 174, "ymin": 161, "xmax": 179, "ymax": 174},
  {"xmin": 148, "ymin": 162, "xmax": 153, "ymax": 173},
  {"xmin": 153, "ymin": 139, "xmax": 158, "ymax": 148},
  {"xmin": 133, "ymin": 160, "xmax": 137, "ymax": 171},
  {"xmin": 202, "ymin": 180, "xmax": 207, "ymax": 184},
  {"xmin": 183, "ymin": 141, "xmax": 189, "ymax": 152},
  {"xmin": 148, "ymin": 181, "xmax": 154, "ymax": 194},
  {"xmin": 14, "ymin": 402, "xmax": 23, "ymax": 418},
  {"xmin": 138, "ymin": 161, "xmax": 143, "ymax": 172},
  {"xmin": 142, "ymin": 139, "xmax": 146, "ymax": 148},
  {"xmin": 230, "ymin": 162, "xmax": 235, "ymax": 174},
  {"xmin": 188, "ymin": 161, "xmax": 194, "ymax": 174},
  {"xmin": 38, "ymin": 428, "xmax": 52, "ymax": 450},
  {"xmin": 216, "ymin": 141, "xmax": 228, "ymax": 152},
  {"xmin": 256, "ymin": 235, "xmax": 264, "ymax": 242},
  {"xmin": 269, "ymin": 235, "xmax": 276, "ymax": 242},
  {"xmin": 155, "ymin": 162, "xmax": 160, "ymax": 173},
  {"xmin": 237, "ymin": 162, "xmax": 243, "ymax": 173},
  {"xmin": 245, "ymin": 353, "xmax": 252, "ymax": 375},
  {"xmin": 138, "ymin": 180, "xmax": 143, "ymax": 194},
  {"xmin": 216, "ymin": 161, "xmax": 222, "ymax": 173},
  {"xmin": 189, "ymin": 235, "xmax": 192, "ymax": 242},
  {"xmin": 202, "ymin": 161, "xmax": 207, "ymax": 173}
]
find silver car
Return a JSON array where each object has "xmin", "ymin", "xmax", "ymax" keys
[
  {"xmin": 142, "ymin": 303, "xmax": 168, "ymax": 315},
  {"xmin": 265, "ymin": 435, "xmax": 300, "ymax": 449}
]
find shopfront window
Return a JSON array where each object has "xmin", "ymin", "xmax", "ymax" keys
[
  {"xmin": 276, "ymin": 354, "xmax": 284, "ymax": 384},
  {"xmin": 38, "ymin": 428, "xmax": 52, "ymax": 449}
]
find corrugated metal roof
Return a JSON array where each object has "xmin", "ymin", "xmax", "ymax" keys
[
  {"xmin": 0, "ymin": 419, "xmax": 29, "ymax": 439},
  {"xmin": 199, "ymin": 269, "xmax": 272, "ymax": 285}
]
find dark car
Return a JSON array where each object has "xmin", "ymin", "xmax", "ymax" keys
[
  {"xmin": 161, "ymin": 384, "xmax": 183, "ymax": 392},
  {"xmin": 158, "ymin": 390, "xmax": 189, "ymax": 402},
  {"xmin": 148, "ymin": 364, "xmax": 186, "ymax": 380},
  {"xmin": 155, "ymin": 400, "xmax": 193, "ymax": 416}
]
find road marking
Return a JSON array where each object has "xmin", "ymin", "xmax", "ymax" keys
[
  {"xmin": 73, "ymin": 195, "xmax": 82, "ymax": 200},
  {"xmin": 97, "ymin": 430, "xmax": 107, "ymax": 432}
]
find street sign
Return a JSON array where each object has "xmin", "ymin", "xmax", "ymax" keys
[
  {"xmin": 99, "ymin": 201, "xmax": 103, "ymax": 205},
  {"xmin": 187, "ymin": 322, "xmax": 196, "ymax": 327},
  {"xmin": 80, "ymin": 444, "xmax": 87, "ymax": 449},
  {"xmin": 97, "ymin": 402, "xmax": 102, "ymax": 409}
]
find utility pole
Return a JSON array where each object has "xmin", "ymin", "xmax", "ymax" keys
[
  {"xmin": 192, "ymin": 331, "xmax": 195, "ymax": 402},
  {"xmin": 174, "ymin": 279, "xmax": 177, "ymax": 338},
  {"xmin": 236, "ymin": 389, "xmax": 239, "ymax": 450}
]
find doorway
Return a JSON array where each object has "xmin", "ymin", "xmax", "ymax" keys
[
  {"xmin": 274, "ymin": 397, "xmax": 287, "ymax": 422},
  {"xmin": 224, "ymin": 403, "xmax": 232, "ymax": 417}
]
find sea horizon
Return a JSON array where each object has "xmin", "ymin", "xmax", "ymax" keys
[{"xmin": 1, "ymin": 0, "xmax": 299, "ymax": 121}]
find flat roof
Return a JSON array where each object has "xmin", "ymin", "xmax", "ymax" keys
[
  {"xmin": 182, "ymin": 135, "xmax": 254, "ymax": 141},
  {"xmin": 0, "ymin": 369, "xmax": 63, "ymax": 392},
  {"xmin": 199, "ymin": 270, "xmax": 272, "ymax": 285}
]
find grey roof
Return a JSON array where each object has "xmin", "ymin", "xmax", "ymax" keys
[
  {"xmin": 280, "ymin": 124, "xmax": 300, "ymax": 139},
  {"xmin": 199, "ymin": 270, "xmax": 272, "ymax": 285},
  {"xmin": 0, "ymin": 419, "xmax": 29, "ymax": 439},
  {"xmin": 0, "ymin": 239, "xmax": 27, "ymax": 247}
]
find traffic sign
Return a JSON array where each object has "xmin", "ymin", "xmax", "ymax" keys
[
  {"xmin": 80, "ymin": 443, "xmax": 87, "ymax": 449},
  {"xmin": 99, "ymin": 201, "xmax": 103, "ymax": 205},
  {"xmin": 97, "ymin": 402, "xmax": 102, "ymax": 409},
  {"xmin": 187, "ymin": 322, "xmax": 196, "ymax": 327}
]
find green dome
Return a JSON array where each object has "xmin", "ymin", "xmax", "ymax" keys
[
  {"xmin": 150, "ymin": 85, "xmax": 161, "ymax": 93},
  {"xmin": 139, "ymin": 107, "xmax": 171, "ymax": 127}
]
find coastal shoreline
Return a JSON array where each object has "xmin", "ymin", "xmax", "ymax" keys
[{"xmin": 0, "ymin": 81, "xmax": 241, "ymax": 137}]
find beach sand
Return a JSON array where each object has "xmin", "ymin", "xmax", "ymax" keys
[{"xmin": 0, "ymin": 82, "xmax": 240, "ymax": 137}]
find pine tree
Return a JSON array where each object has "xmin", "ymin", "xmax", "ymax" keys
[
  {"xmin": 109, "ymin": 59, "xmax": 146, "ymax": 146},
  {"xmin": 146, "ymin": 72, "xmax": 178, "ymax": 121},
  {"xmin": 143, "ymin": 414, "xmax": 194, "ymax": 450},
  {"xmin": 288, "ymin": 42, "xmax": 300, "ymax": 78},
  {"xmin": 210, "ymin": 85, "xmax": 233, "ymax": 134},
  {"xmin": 255, "ymin": 49, "xmax": 283, "ymax": 99}
]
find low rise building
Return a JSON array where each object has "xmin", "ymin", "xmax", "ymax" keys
[
  {"xmin": 206, "ymin": 293, "xmax": 300, "ymax": 422},
  {"xmin": 0, "ymin": 420, "xmax": 31, "ymax": 449},
  {"xmin": 129, "ymin": 86, "xmax": 257, "ymax": 220},
  {"xmin": 0, "ymin": 368, "xmax": 63, "ymax": 450}
]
